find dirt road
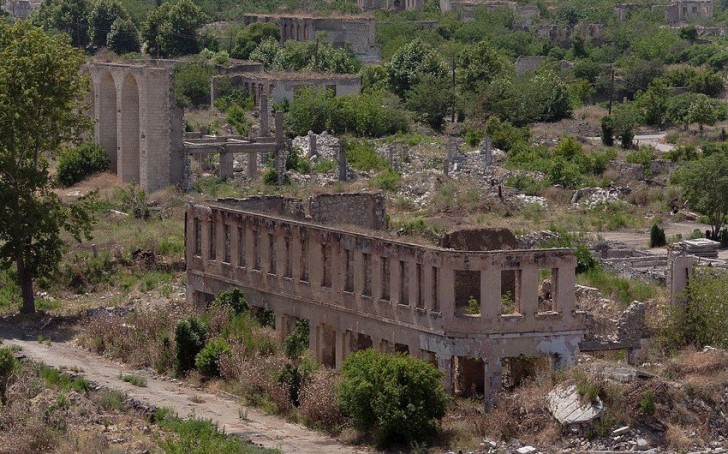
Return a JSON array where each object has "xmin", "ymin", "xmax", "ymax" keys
[{"xmin": 0, "ymin": 324, "xmax": 367, "ymax": 454}]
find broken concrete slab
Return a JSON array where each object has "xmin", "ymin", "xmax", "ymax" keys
[{"xmin": 548, "ymin": 384, "xmax": 603, "ymax": 425}]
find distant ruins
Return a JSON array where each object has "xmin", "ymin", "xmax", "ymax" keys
[
  {"xmin": 358, "ymin": 0, "xmax": 423, "ymax": 11},
  {"xmin": 615, "ymin": 0, "xmax": 713, "ymax": 24},
  {"xmin": 210, "ymin": 71, "xmax": 361, "ymax": 107},
  {"xmin": 186, "ymin": 196, "xmax": 589, "ymax": 402},
  {"xmin": 2, "ymin": 0, "xmax": 39, "ymax": 20},
  {"xmin": 242, "ymin": 14, "xmax": 380, "ymax": 62},
  {"xmin": 86, "ymin": 63, "xmax": 185, "ymax": 192}
]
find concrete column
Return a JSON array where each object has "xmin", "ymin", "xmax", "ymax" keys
[
  {"xmin": 276, "ymin": 313, "xmax": 287, "ymax": 344},
  {"xmin": 520, "ymin": 265, "xmax": 538, "ymax": 315},
  {"xmin": 481, "ymin": 134, "xmax": 493, "ymax": 166},
  {"xmin": 439, "ymin": 267, "xmax": 455, "ymax": 328},
  {"xmin": 219, "ymin": 151, "xmax": 234, "ymax": 179},
  {"xmin": 308, "ymin": 131, "xmax": 317, "ymax": 158},
  {"xmin": 275, "ymin": 147, "xmax": 286, "ymax": 185},
  {"xmin": 275, "ymin": 111, "xmax": 284, "ymax": 146},
  {"xmin": 335, "ymin": 330, "xmax": 351, "ymax": 369},
  {"xmin": 483, "ymin": 359, "xmax": 502, "ymax": 409},
  {"xmin": 247, "ymin": 152, "xmax": 257, "ymax": 179},
  {"xmin": 437, "ymin": 356, "xmax": 454, "ymax": 394},
  {"xmin": 338, "ymin": 140, "xmax": 347, "ymax": 181},
  {"xmin": 260, "ymin": 94, "xmax": 269, "ymax": 137},
  {"xmin": 482, "ymin": 266, "xmax": 501, "ymax": 321}
]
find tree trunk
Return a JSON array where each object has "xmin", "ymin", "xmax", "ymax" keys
[{"xmin": 17, "ymin": 256, "xmax": 35, "ymax": 315}]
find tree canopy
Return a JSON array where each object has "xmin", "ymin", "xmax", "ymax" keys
[
  {"xmin": 0, "ymin": 21, "xmax": 96, "ymax": 313},
  {"xmin": 672, "ymin": 152, "xmax": 728, "ymax": 239}
]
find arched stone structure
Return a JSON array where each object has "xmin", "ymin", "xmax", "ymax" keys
[{"xmin": 87, "ymin": 63, "xmax": 185, "ymax": 192}]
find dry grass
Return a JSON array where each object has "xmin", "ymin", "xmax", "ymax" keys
[{"xmin": 298, "ymin": 368, "xmax": 348, "ymax": 433}]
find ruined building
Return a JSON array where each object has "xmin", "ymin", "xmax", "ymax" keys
[
  {"xmin": 615, "ymin": 0, "xmax": 713, "ymax": 24},
  {"xmin": 242, "ymin": 14, "xmax": 379, "ymax": 62},
  {"xmin": 2, "ymin": 0, "xmax": 39, "ymax": 20},
  {"xmin": 186, "ymin": 195, "xmax": 588, "ymax": 401},
  {"xmin": 358, "ymin": 0, "xmax": 423, "ymax": 11},
  {"xmin": 86, "ymin": 63, "xmax": 185, "ymax": 192}
]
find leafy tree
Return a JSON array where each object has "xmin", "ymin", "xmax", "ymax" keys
[
  {"xmin": 31, "ymin": 0, "xmax": 92, "ymax": 47},
  {"xmin": 457, "ymin": 40, "xmax": 510, "ymax": 92},
  {"xmin": 611, "ymin": 103, "xmax": 640, "ymax": 148},
  {"xmin": 231, "ymin": 22, "xmax": 279, "ymax": 60},
  {"xmin": 406, "ymin": 74, "xmax": 453, "ymax": 131},
  {"xmin": 88, "ymin": 0, "xmax": 127, "ymax": 48},
  {"xmin": 0, "ymin": 22, "xmax": 96, "ymax": 314},
  {"xmin": 57, "ymin": 142, "xmax": 109, "ymax": 187},
  {"xmin": 687, "ymin": 95, "xmax": 718, "ymax": 135},
  {"xmin": 600, "ymin": 115, "xmax": 614, "ymax": 146},
  {"xmin": 387, "ymin": 38, "xmax": 447, "ymax": 98},
  {"xmin": 672, "ymin": 152, "xmax": 728, "ymax": 238},
  {"xmin": 484, "ymin": 70, "xmax": 571, "ymax": 126},
  {"xmin": 649, "ymin": 223, "xmax": 667, "ymax": 247},
  {"xmin": 143, "ymin": 0, "xmax": 205, "ymax": 57},
  {"xmin": 337, "ymin": 350, "xmax": 447, "ymax": 446},
  {"xmin": 635, "ymin": 79, "xmax": 669, "ymax": 127},
  {"xmin": 249, "ymin": 37, "xmax": 361, "ymax": 74},
  {"xmin": 107, "ymin": 17, "xmax": 140, "ymax": 54},
  {"xmin": 173, "ymin": 60, "xmax": 214, "ymax": 108}
]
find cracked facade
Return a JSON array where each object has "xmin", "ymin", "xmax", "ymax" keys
[
  {"xmin": 185, "ymin": 197, "xmax": 587, "ymax": 401},
  {"xmin": 86, "ymin": 63, "xmax": 185, "ymax": 192}
]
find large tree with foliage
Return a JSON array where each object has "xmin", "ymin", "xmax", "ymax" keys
[
  {"xmin": 0, "ymin": 22, "xmax": 96, "ymax": 314},
  {"xmin": 88, "ymin": 0, "xmax": 128, "ymax": 48},
  {"xmin": 231, "ymin": 22, "xmax": 279, "ymax": 60},
  {"xmin": 457, "ymin": 40, "xmax": 510, "ymax": 92},
  {"xmin": 672, "ymin": 153, "xmax": 728, "ymax": 239},
  {"xmin": 143, "ymin": 0, "xmax": 205, "ymax": 57},
  {"xmin": 31, "ymin": 0, "xmax": 92, "ymax": 47},
  {"xmin": 107, "ymin": 17, "xmax": 140, "ymax": 54},
  {"xmin": 387, "ymin": 38, "xmax": 447, "ymax": 98}
]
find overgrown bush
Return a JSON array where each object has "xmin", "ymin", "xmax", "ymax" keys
[
  {"xmin": 195, "ymin": 338, "xmax": 231, "ymax": 377},
  {"xmin": 57, "ymin": 143, "xmax": 109, "ymax": 187},
  {"xmin": 650, "ymin": 223, "xmax": 667, "ymax": 247},
  {"xmin": 174, "ymin": 60, "xmax": 214, "ymax": 108},
  {"xmin": 214, "ymin": 288, "xmax": 248, "ymax": 315},
  {"xmin": 663, "ymin": 268, "xmax": 728, "ymax": 350},
  {"xmin": 337, "ymin": 349, "xmax": 447, "ymax": 447},
  {"xmin": 115, "ymin": 183, "xmax": 149, "ymax": 219},
  {"xmin": 370, "ymin": 170, "xmax": 402, "ymax": 192},
  {"xmin": 346, "ymin": 140, "xmax": 389, "ymax": 172},
  {"xmin": 626, "ymin": 147, "xmax": 657, "ymax": 167},
  {"xmin": 174, "ymin": 317, "xmax": 209, "ymax": 377},
  {"xmin": 284, "ymin": 319, "xmax": 309, "ymax": 360},
  {"xmin": 601, "ymin": 115, "xmax": 614, "ymax": 146},
  {"xmin": 0, "ymin": 347, "xmax": 15, "ymax": 404}
]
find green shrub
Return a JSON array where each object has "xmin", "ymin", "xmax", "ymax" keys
[
  {"xmin": 626, "ymin": 147, "xmax": 657, "ymax": 167},
  {"xmin": 284, "ymin": 319, "xmax": 309, "ymax": 360},
  {"xmin": 664, "ymin": 145, "xmax": 699, "ymax": 162},
  {"xmin": 601, "ymin": 115, "xmax": 614, "ymax": 146},
  {"xmin": 57, "ymin": 143, "xmax": 109, "ymax": 187},
  {"xmin": 174, "ymin": 61, "xmax": 214, "ymax": 108},
  {"xmin": 115, "ymin": 183, "xmax": 149, "ymax": 219},
  {"xmin": 277, "ymin": 356, "xmax": 316, "ymax": 406},
  {"xmin": 226, "ymin": 105, "xmax": 252, "ymax": 135},
  {"xmin": 464, "ymin": 128, "xmax": 484, "ymax": 147},
  {"xmin": 313, "ymin": 159, "xmax": 335, "ymax": 174},
  {"xmin": 195, "ymin": 338, "xmax": 231, "ymax": 377},
  {"xmin": 214, "ymin": 288, "xmax": 248, "ymax": 315},
  {"xmin": 371, "ymin": 170, "xmax": 402, "ymax": 192},
  {"xmin": 539, "ymin": 232, "xmax": 598, "ymax": 274},
  {"xmin": 174, "ymin": 318, "xmax": 208, "ymax": 377},
  {"xmin": 0, "ymin": 347, "xmax": 15, "ymax": 404},
  {"xmin": 285, "ymin": 147, "xmax": 311, "ymax": 174},
  {"xmin": 346, "ymin": 140, "xmax": 389, "ymax": 172},
  {"xmin": 337, "ymin": 350, "xmax": 447, "ymax": 447},
  {"xmin": 649, "ymin": 223, "xmax": 667, "ymax": 248}
]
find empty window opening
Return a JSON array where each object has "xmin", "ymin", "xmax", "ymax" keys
[
  {"xmin": 538, "ymin": 268, "xmax": 558, "ymax": 313},
  {"xmin": 194, "ymin": 218, "xmax": 202, "ymax": 257},
  {"xmin": 416, "ymin": 263, "xmax": 424, "ymax": 309},
  {"xmin": 501, "ymin": 355, "xmax": 553, "ymax": 391},
  {"xmin": 399, "ymin": 260, "xmax": 409, "ymax": 306},
  {"xmin": 431, "ymin": 267, "xmax": 439, "ymax": 312},
  {"xmin": 237, "ymin": 226, "xmax": 246, "ymax": 267},
  {"xmin": 362, "ymin": 253, "xmax": 372, "ymax": 297},
  {"xmin": 209, "ymin": 220, "xmax": 216, "ymax": 260},
  {"xmin": 345, "ymin": 249, "xmax": 354, "ymax": 293},
  {"xmin": 455, "ymin": 356, "xmax": 484, "ymax": 397},
  {"xmin": 395, "ymin": 343, "xmax": 409, "ymax": 355},
  {"xmin": 500, "ymin": 270, "xmax": 521, "ymax": 315},
  {"xmin": 380, "ymin": 257, "xmax": 390, "ymax": 301},
  {"xmin": 253, "ymin": 230, "xmax": 261, "ymax": 270},
  {"xmin": 455, "ymin": 270, "xmax": 480, "ymax": 316},
  {"xmin": 321, "ymin": 244, "xmax": 332, "ymax": 288},
  {"xmin": 350, "ymin": 332, "xmax": 373, "ymax": 352},
  {"xmin": 223, "ymin": 224, "xmax": 231, "ymax": 263},
  {"xmin": 300, "ymin": 236, "xmax": 309, "ymax": 282},
  {"xmin": 268, "ymin": 233, "xmax": 276, "ymax": 275},
  {"xmin": 320, "ymin": 324, "xmax": 336, "ymax": 368},
  {"xmin": 284, "ymin": 237, "xmax": 292, "ymax": 278}
]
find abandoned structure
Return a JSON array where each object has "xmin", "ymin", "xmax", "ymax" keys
[
  {"xmin": 614, "ymin": 0, "xmax": 713, "ymax": 23},
  {"xmin": 186, "ymin": 196, "xmax": 588, "ymax": 401},
  {"xmin": 86, "ymin": 63, "xmax": 185, "ymax": 192},
  {"xmin": 2, "ymin": 0, "xmax": 39, "ymax": 20},
  {"xmin": 210, "ymin": 72, "xmax": 361, "ymax": 107},
  {"xmin": 439, "ymin": 0, "xmax": 540, "ymax": 23},
  {"xmin": 242, "ymin": 14, "xmax": 379, "ymax": 62},
  {"xmin": 358, "ymin": 0, "xmax": 423, "ymax": 11}
]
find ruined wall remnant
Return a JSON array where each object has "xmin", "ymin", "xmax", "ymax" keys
[
  {"xmin": 242, "ymin": 14, "xmax": 380, "ymax": 61},
  {"xmin": 86, "ymin": 63, "xmax": 184, "ymax": 192},
  {"xmin": 440, "ymin": 228, "xmax": 517, "ymax": 251},
  {"xmin": 309, "ymin": 192, "xmax": 386, "ymax": 230},
  {"xmin": 217, "ymin": 196, "xmax": 306, "ymax": 220},
  {"xmin": 358, "ymin": 0, "xmax": 423, "ymax": 11},
  {"xmin": 186, "ymin": 201, "xmax": 586, "ymax": 405}
]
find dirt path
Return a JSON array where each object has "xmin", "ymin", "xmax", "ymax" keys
[{"xmin": 0, "ymin": 324, "xmax": 367, "ymax": 454}]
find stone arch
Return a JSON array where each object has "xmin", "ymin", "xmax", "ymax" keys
[
  {"xmin": 120, "ymin": 73, "xmax": 140, "ymax": 183},
  {"xmin": 98, "ymin": 71, "xmax": 118, "ymax": 172}
]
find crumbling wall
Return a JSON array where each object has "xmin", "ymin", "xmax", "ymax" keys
[
  {"xmin": 309, "ymin": 193, "xmax": 386, "ymax": 230},
  {"xmin": 217, "ymin": 196, "xmax": 306, "ymax": 219},
  {"xmin": 440, "ymin": 227, "xmax": 517, "ymax": 251}
]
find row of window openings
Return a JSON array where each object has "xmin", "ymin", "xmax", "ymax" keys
[{"xmin": 194, "ymin": 219, "xmax": 440, "ymax": 311}]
